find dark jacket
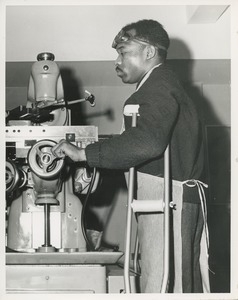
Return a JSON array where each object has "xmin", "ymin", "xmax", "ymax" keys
[{"xmin": 86, "ymin": 63, "xmax": 204, "ymax": 184}]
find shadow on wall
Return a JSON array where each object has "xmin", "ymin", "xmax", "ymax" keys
[
  {"xmin": 60, "ymin": 67, "xmax": 115, "ymax": 126},
  {"xmin": 168, "ymin": 38, "xmax": 231, "ymax": 293},
  {"xmin": 60, "ymin": 67, "xmax": 86, "ymax": 125}
]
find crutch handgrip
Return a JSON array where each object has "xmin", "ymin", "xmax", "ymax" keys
[
  {"xmin": 123, "ymin": 104, "xmax": 140, "ymax": 116},
  {"xmin": 131, "ymin": 199, "xmax": 164, "ymax": 213}
]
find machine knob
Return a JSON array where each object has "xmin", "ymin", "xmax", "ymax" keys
[
  {"xmin": 28, "ymin": 139, "xmax": 64, "ymax": 179},
  {"xmin": 37, "ymin": 52, "xmax": 55, "ymax": 61}
]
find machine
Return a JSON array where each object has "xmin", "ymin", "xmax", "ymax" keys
[{"xmin": 5, "ymin": 53, "xmax": 126, "ymax": 294}]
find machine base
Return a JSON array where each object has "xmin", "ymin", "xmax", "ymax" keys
[
  {"xmin": 6, "ymin": 264, "xmax": 107, "ymax": 293},
  {"xmin": 6, "ymin": 251, "xmax": 123, "ymax": 265},
  {"xmin": 107, "ymin": 265, "xmax": 140, "ymax": 293},
  {"xmin": 6, "ymin": 252, "xmax": 124, "ymax": 294}
]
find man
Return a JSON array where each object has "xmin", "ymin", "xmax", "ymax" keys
[{"xmin": 52, "ymin": 19, "xmax": 209, "ymax": 293}]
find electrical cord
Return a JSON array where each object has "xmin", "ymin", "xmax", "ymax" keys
[
  {"xmin": 81, "ymin": 167, "xmax": 97, "ymax": 251},
  {"xmin": 116, "ymin": 254, "xmax": 141, "ymax": 276}
]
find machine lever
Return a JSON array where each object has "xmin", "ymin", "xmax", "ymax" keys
[
  {"xmin": 36, "ymin": 90, "xmax": 95, "ymax": 108},
  {"xmin": 67, "ymin": 90, "xmax": 95, "ymax": 107},
  {"xmin": 36, "ymin": 98, "xmax": 65, "ymax": 108}
]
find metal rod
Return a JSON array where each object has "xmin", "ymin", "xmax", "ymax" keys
[
  {"xmin": 161, "ymin": 145, "xmax": 170, "ymax": 293},
  {"xmin": 67, "ymin": 98, "xmax": 86, "ymax": 105},
  {"xmin": 124, "ymin": 112, "xmax": 137, "ymax": 293},
  {"xmin": 43, "ymin": 204, "xmax": 51, "ymax": 247},
  {"xmin": 133, "ymin": 231, "xmax": 139, "ymax": 273}
]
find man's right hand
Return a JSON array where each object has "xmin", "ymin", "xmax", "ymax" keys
[{"xmin": 51, "ymin": 139, "xmax": 87, "ymax": 162}]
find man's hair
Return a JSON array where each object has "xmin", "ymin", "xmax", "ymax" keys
[{"xmin": 122, "ymin": 19, "xmax": 170, "ymax": 61}]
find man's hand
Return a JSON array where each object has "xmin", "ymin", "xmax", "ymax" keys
[{"xmin": 51, "ymin": 139, "xmax": 86, "ymax": 162}]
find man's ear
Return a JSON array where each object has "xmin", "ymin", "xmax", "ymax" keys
[{"xmin": 146, "ymin": 45, "xmax": 156, "ymax": 60}]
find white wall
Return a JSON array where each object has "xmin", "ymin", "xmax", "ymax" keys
[{"xmin": 6, "ymin": 5, "xmax": 230, "ymax": 62}]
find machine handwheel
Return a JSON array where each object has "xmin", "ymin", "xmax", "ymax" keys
[{"xmin": 28, "ymin": 139, "xmax": 64, "ymax": 179}]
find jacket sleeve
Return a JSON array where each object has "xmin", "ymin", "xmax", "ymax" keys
[{"xmin": 85, "ymin": 83, "xmax": 179, "ymax": 170}]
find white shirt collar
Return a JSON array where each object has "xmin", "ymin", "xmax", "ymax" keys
[{"xmin": 135, "ymin": 63, "xmax": 162, "ymax": 92}]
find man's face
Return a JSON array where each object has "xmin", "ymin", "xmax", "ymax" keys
[{"xmin": 115, "ymin": 41, "xmax": 148, "ymax": 84}]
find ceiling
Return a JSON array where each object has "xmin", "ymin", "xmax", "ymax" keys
[{"xmin": 5, "ymin": 4, "xmax": 231, "ymax": 62}]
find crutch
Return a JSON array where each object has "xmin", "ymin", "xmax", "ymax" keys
[{"xmin": 123, "ymin": 104, "xmax": 171, "ymax": 293}]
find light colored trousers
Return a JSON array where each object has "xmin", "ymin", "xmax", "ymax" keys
[{"xmin": 135, "ymin": 172, "xmax": 210, "ymax": 293}]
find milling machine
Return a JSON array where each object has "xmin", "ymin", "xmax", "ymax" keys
[{"xmin": 5, "ymin": 53, "xmax": 124, "ymax": 294}]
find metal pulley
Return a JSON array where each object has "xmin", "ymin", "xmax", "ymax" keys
[
  {"xmin": 28, "ymin": 140, "xmax": 64, "ymax": 179},
  {"xmin": 6, "ymin": 160, "xmax": 27, "ymax": 194}
]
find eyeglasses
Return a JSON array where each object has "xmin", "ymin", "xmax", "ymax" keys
[
  {"xmin": 112, "ymin": 30, "xmax": 150, "ymax": 48},
  {"xmin": 112, "ymin": 29, "xmax": 167, "ymax": 52}
]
